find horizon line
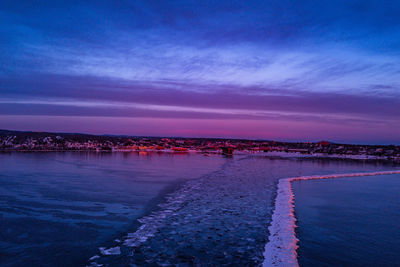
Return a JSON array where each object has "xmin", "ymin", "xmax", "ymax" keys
[{"xmin": 1, "ymin": 128, "xmax": 398, "ymax": 147}]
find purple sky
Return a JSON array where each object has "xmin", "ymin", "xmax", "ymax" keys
[{"xmin": 1, "ymin": 1, "xmax": 400, "ymax": 144}]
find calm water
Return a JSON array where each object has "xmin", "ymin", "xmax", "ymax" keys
[
  {"xmin": 293, "ymin": 174, "xmax": 400, "ymax": 267},
  {"xmin": 0, "ymin": 152, "xmax": 396, "ymax": 266},
  {"xmin": 0, "ymin": 152, "xmax": 225, "ymax": 266}
]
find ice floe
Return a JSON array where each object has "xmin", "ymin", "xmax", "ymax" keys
[
  {"xmin": 99, "ymin": 246, "xmax": 121, "ymax": 255},
  {"xmin": 89, "ymin": 255, "xmax": 100, "ymax": 261}
]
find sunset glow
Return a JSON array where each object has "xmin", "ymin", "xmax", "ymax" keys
[{"xmin": 1, "ymin": 1, "xmax": 399, "ymax": 143}]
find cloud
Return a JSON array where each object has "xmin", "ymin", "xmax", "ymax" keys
[
  {"xmin": 2, "ymin": 1, "xmax": 400, "ymax": 90},
  {"xmin": 1, "ymin": 0, "xmax": 400, "ymax": 143},
  {"xmin": 1, "ymin": 74, "xmax": 399, "ymax": 120}
]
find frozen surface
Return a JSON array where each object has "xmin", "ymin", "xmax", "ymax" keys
[
  {"xmin": 263, "ymin": 170, "xmax": 400, "ymax": 267},
  {"xmin": 99, "ymin": 246, "xmax": 121, "ymax": 255},
  {"xmin": 0, "ymin": 152, "xmax": 224, "ymax": 266},
  {"xmin": 90, "ymin": 156, "xmax": 277, "ymax": 266},
  {"xmin": 0, "ymin": 152, "xmax": 397, "ymax": 266},
  {"xmin": 88, "ymin": 156, "xmax": 396, "ymax": 266}
]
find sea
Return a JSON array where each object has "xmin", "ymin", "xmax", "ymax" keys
[
  {"xmin": 293, "ymin": 174, "xmax": 400, "ymax": 267},
  {"xmin": 0, "ymin": 152, "xmax": 397, "ymax": 266}
]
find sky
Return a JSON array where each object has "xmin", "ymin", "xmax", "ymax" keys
[{"xmin": 1, "ymin": 0, "xmax": 400, "ymax": 144}]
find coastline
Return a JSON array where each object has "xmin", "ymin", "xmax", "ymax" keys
[
  {"xmin": 1, "ymin": 150, "xmax": 399, "ymax": 163},
  {"xmin": 263, "ymin": 170, "xmax": 400, "ymax": 267}
]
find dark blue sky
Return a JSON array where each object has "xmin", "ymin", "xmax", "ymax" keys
[{"xmin": 1, "ymin": 1, "xmax": 399, "ymax": 143}]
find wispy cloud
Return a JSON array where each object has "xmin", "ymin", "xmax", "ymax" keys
[
  {"xmin": 1, "ymin": 1, "xmax": 400, "ymax": 143},
  {"xmin": 1, "ymin": 75, "xmax": 399, "ymax": 120}
]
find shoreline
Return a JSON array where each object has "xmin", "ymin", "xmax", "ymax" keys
[
  {"xmin": 1, "ymin": 150, "xmax": 399, "ymax": 163},
  {"xmin": 263, "ymin": 170, "xmax": 400, "ymax": 267}
]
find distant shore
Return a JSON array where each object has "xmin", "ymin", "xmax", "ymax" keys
[
  {"xmin": 1, "ymin": 149, "xmax": 399, "ymax": 164},
  {"xmin": 1, "ymin": 129, "xmax": 399, "ymax": 163}
]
